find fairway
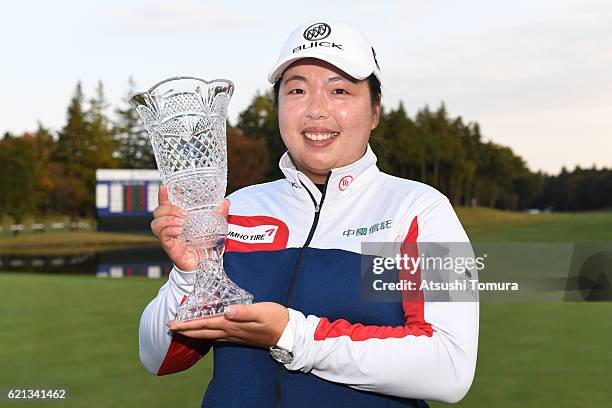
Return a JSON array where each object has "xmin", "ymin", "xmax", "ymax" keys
[
  {"xmin": 1, "ymin": 208, "xmax": 611, "ymax": 407},
  {"xmin": 0, "ymin": 273, "xmax": 212, "ymax": 407}
]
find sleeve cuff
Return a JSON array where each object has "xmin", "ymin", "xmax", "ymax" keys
[
  {"xmin": 168, "ymin": 265, "xmax": 197, "ymax": 294},
  {"xmin": 281, "ymin": 308, "xmax": 320, "ymax": 372},
  {"xmin": 276, "ymin": 312, "xmax": 295, "ymax": 352}
]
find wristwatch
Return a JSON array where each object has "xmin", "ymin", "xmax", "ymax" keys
[
  {"xmin": 269, "ymin": 345, "xmax": 294, "ymax": 364},
  {"xmin": 269, "ymin": 316, "xmax": 294, "ymax": 364}
]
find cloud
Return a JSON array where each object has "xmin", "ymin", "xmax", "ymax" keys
[{"xmin": 383, "ymin": 2, "xmax": 612, "ymax": 115}]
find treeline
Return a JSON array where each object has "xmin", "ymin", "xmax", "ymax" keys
[
  {"xmin": 0, "ymin": 79, "xmax": 154, "ymax": 222},
  {"xmin": 532, "ymin": 166, "xmax": 612, "ymax": 211},
  {"xmin": 235, "ymin": 91, "xmax": 543, "ymax": 210},
  {"xmin": 0, "ymin": 82, "xmax": 608, "ymax": 222},
  {"xmin": 0, "ymin": 79, "xmax": 273, "ymax": 222}
]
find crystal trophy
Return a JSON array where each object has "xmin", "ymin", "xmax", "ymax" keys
[{"xmin": 130, "ymin": 76, "xmax": 254, "ymax": 321}]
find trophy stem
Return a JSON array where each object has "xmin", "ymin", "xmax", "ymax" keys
[{"xmin": 175, "ymin": 245, "xmax": 254, "ymax": 322}]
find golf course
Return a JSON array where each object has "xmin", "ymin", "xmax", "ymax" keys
[{"xmin": 1, "ymin": 207, "xmax": 611, "ymax": 407}]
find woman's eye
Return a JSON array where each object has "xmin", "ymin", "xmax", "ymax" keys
[
  {"xmin": 288, "ymin": 89, "xmax": 304, "ymax": 94},
  {"xmin": 332, "ymin": 88, "xmax": 348, "ymax": 94}
]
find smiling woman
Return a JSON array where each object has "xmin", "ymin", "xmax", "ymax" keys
[
  {"xmin": 276, "ymin": 58, "xmax": 381, "ymax": 183},
  {"xmin": 140, "ymin": 19, "xmax": 479, "ymax": 408}
]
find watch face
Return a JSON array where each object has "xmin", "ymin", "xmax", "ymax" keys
[{"xmin": 270, "ymin": 347, "xmax": 293, "ymax": 364}]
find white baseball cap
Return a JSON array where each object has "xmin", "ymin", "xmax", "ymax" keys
[{"xmin": 267, "ymin": 20, "xmax": 382, "ymax": 85}]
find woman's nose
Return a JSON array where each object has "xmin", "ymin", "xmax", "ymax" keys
[{"xmin": 305, "ymin": 92, "xmax": 329, "ymax": 120}]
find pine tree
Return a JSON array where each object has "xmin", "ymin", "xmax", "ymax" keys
[
  {"xmin": 87, "ymin": 81, "xmax": 117, "ymax": 170},
  {"xmin": 114, "ymin": 77, "xmax": 156, "ymax": 169},
  {"xmin": 53, "ymin": 81, "xmax": 90, "ymax": 220}
]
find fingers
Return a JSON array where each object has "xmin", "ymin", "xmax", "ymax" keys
[
  {"xmin": 223, "ymin": 304, "xmax": 259, "ymax": 323},
  {"xmin": 168, "ymin": 316, "xmax": 228, "ymax": 331},
  {"xmin": 152, "ymin": 186, "xmax": 185, "ymax": 243},
  {"xmin": 167, "ymin": 314, "xmax": 251, "ymax": 342},
  {"xmin": 151, "ymin": 216, "xmax": 184, "ymax": 242},
  {"xmin": 174, "ymin": 328, "xmax": 228, "ymax": 340},
  {"xmin": 153, "ymin": 202, "xmax": 184, "ymax": 219},
  {"xmin": 158, "ymin": 184, "xmax": 170, "ymax": 206},
  {"xmin": 156, "ymin": 185, "xmax": 186, "ymax": 216},
  {"xmin": 217, "ymin": 199, "xmax": 230, "ymax": 217}
]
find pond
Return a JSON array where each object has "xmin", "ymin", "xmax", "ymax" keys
[{"xmin": 0, "ymin": 246, "xmax": 173, "ymax": 278}]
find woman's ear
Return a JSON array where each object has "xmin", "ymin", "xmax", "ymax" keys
[{"xmin": 371, "ymin": 103, "xmax": 381, "ymax": 130}]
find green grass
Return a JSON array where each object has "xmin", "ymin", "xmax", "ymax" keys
[
  {"xmin": 431, "ymin": 302, "xmax": 612, "ymax": 407},
  {"xmin": 0, "ymin": 273, "xmax": 213, "ymax": 407},
  {"xmin": 456, "ymin": 207, "xmax": 612, "ymax": 241},
  {"xmin": 438, "ymin": 208, "xmax": 612, "ymax": 406},
  {"xmin": 0, "ymin": 231, "xmax": 157, "ymax": 254},
  {"xmin": 1, "ymin": 207, "xmax": 611, "ymax": 407},
  {"xmin": 0, "ymin": 215, "xmax": 96, "ymax": 238}
]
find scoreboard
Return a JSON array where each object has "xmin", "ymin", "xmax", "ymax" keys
[{"xmin": 96, "ymin": 169, "xmax": 161, "ymax": 232}]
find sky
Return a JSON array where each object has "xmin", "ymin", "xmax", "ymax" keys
[{"xmin": 1, "ymin": 0, "xmax": 610, "ymax": 174}]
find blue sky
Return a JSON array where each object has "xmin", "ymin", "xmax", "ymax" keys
[{"xmin": 1, "ymin": 0, "xmax": 610, "ymax": 174}]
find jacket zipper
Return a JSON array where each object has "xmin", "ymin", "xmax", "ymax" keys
[{"xmin": 275, "ymin": 171, "xmax": 331, "ymax": 408}]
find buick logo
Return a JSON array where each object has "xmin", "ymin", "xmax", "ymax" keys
[{"xmin": 303, "ymin": 23, "xmax": 331, "ymax": 41}]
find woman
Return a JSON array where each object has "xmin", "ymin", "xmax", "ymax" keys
[{"xmin": 140, "ymin": 20, "xmax": 478, "ymax": 407}]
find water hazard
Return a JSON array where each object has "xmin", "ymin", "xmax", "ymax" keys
[{"xmin": 0, "ymin": 246, "xmax": 173, "ymax": 278}]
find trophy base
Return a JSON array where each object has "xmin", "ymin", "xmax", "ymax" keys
[
  {"xmin": 174, "ymin": 231, "xmax": 254, "ymax": 322},
  {"xmin": 176, "ymin": 293, "xmax": 254, "ymax": 321}
]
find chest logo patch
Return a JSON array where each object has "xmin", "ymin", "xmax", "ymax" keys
[
  {"xmin": 228, "ymin": 224, "xmax": 278, "ymax": 243},
  {"xmin": 226, "ymin": 215, "xmax": 289, "ymax": 252},
  {"xmin": 338, "ymin": 175, "xmax": 353, "ymax": 191}
]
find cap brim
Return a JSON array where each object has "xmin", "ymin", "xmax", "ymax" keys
[{"xmin": 267, "ymin": 50, "xmax": 374, "ymax": 84}]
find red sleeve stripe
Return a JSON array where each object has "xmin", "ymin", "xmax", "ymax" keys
[
  {"xmin": 313, "ymin": 216, "xmax": 434, "ymax": 341},
  {"xmin": 156, "ymin": 294, "xmax": 211, "ymax": 376},
  {"xmin": 157, "ymin": 333, "xmax": 211, "ymax": 376},
  {"xmin": 400, "ymin": 216, "xmax": 431, "ymax": 332},
  {"xmin": 314, "ymin": 317, "xmax": 434, "ymax": 341}
]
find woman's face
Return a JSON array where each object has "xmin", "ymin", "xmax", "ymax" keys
[{"xmin": 278, "ymin": 58, "xmax": 380, "ymax": 184}]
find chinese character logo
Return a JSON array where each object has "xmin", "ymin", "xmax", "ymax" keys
[{"xmin": 338, "ymin": 175, "xmax": 353, "ymax": 191}]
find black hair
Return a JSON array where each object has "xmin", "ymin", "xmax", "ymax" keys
[{"xmin": 273, "ymin": 73, "xmax": 381, "ymax": 111}]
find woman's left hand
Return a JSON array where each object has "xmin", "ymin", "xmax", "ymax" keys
[{"xmin": 167, "ymin": 302, "xmax": 289, "ymax": 348}]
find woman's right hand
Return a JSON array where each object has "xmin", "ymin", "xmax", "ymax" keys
[{"xmin": 151, "ymin": 185, "xmax": 230, "ymax": 272}]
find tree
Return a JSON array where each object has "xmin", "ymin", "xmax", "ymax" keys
[
  {"xmin": 382, "ymin": 103, "xmax": 422, "ymax": 180},
  {"xmin": 227, "ymin": 127, "xmax": 270, "ymax": 193},
  {"xmin": 52, "ymin": 81, "xmax": 120, "ymax": 220},
  {"xmin": 369, "ymin": 106, "xmax": 392, "ymax": 172},
  {"xmin": 236, "ymin": 90, "xmax": 283, "ymax": 179},
  {"xmin": 87, "ymin": 81, "xmax": 117, "ymax": 170},
  {"xmin": 53, "ymin": 81, "xmax": 91, "ymax": 220},
  {"xmin": 114, "ymin": 77, "xmax": 156, "ymax": 169},
  {"xmin": 0, "ymin": 135, "xmax": 36, "ymax": 225},
  {"xmin": 21, "ymin": 123, "xmax": 56, "ymax": 218}
]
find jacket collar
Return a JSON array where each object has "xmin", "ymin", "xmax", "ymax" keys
[{"xmin": 279, "ymin": 144, "xmax": 379, "ymax": 205}]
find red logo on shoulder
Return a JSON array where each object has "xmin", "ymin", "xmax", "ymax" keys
[{"xmin": 338, "ymin": 175, "xmax": 353, "ymax": 191}]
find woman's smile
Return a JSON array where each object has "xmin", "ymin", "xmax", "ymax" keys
[{"xmin": 302, "ymin": 126, "xmax": 340, "ymax": 147}]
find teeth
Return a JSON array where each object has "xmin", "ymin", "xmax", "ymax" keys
[{"xmin": 303, "ymin": 132, "xmax": 339, "ymax": 141}]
